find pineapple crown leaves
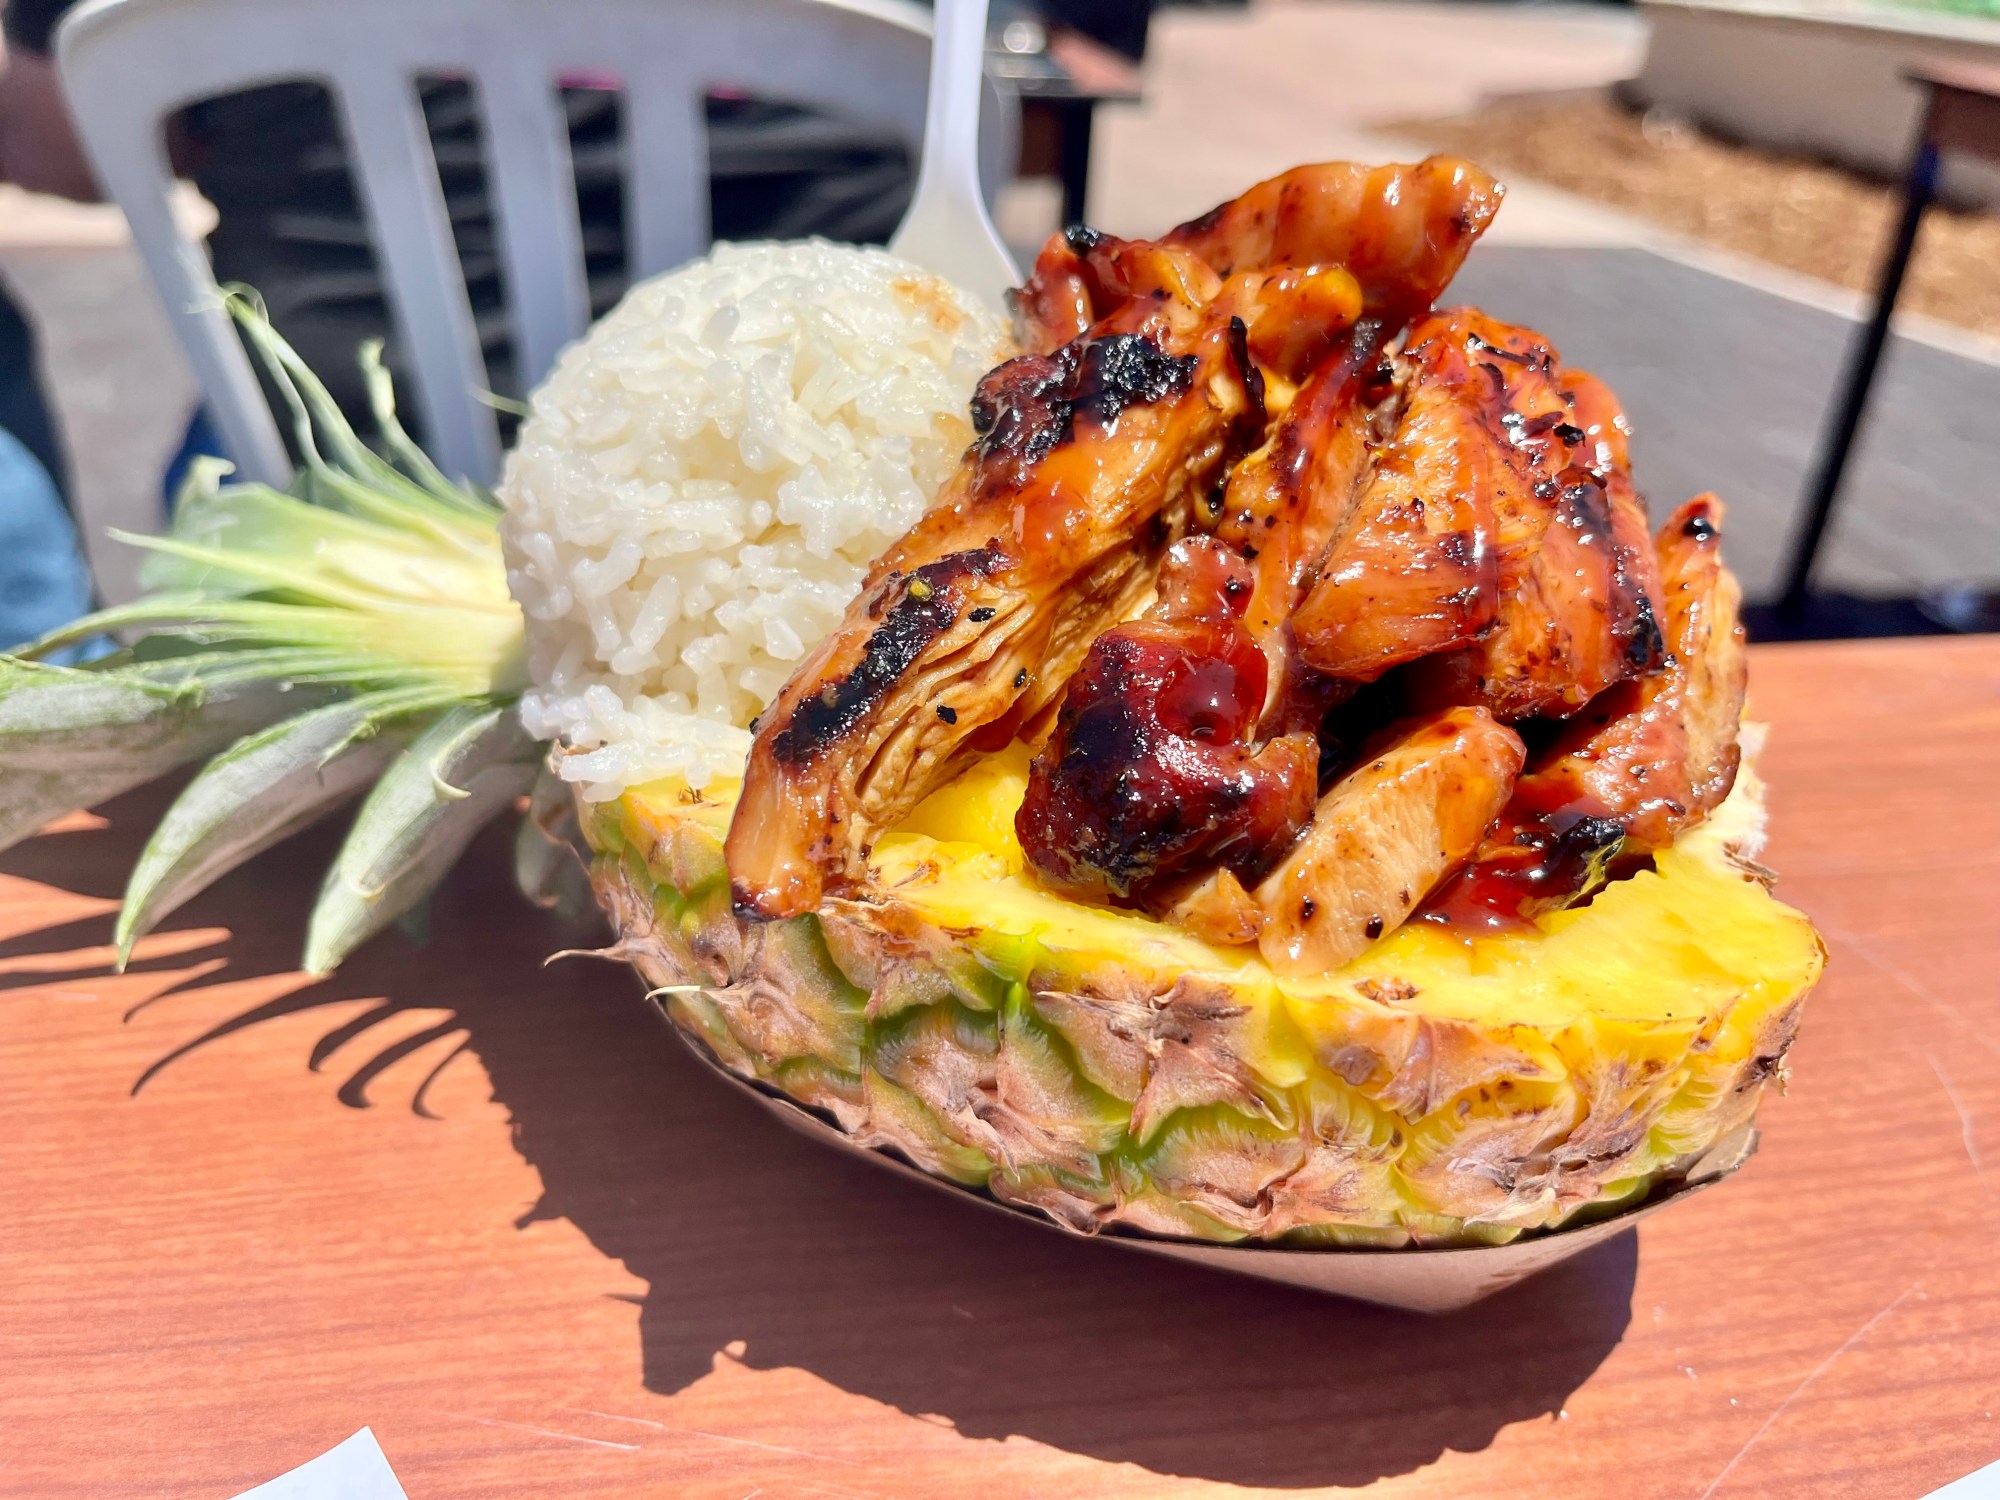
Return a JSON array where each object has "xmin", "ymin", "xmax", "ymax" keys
[{"xmin": 0, "ymin": 288, "xmax": 547, "ymax": 976}]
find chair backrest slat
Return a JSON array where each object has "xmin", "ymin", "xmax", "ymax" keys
[
  {"xmin": 331, "ymin": 63, "xmax": 502, "ymax": 486},
  {"xmin": 622, "ymin": 64, "xmax": 711, "ymax": 283},
  {"xmin": 107, "ymin": 130, "xmax": 296, "ymax": 487},
  {"xmin": 56, "ymin": 0, "xmax": 1016, "ymax": 502},
  {"xmin": 474, "ymin": 53, "xmax": 593, "ymax": 393}
]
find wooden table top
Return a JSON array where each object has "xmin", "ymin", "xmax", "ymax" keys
[{"xmin": 4, "ymin": 635, "xmax": 1999, "ymax": 1500}]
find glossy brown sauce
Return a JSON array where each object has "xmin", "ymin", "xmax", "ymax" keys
[{"xmin": 1416, "ymin": 772, "xmax": 1629, "ymax": 932}]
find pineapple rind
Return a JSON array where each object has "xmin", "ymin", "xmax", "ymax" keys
[{"xmin": 585, "ymin": 747, "xmax": 1823, "ymax": 1247}]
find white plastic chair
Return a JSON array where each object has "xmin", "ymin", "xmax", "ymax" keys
[{"xmin": 55, "ymin": 0, "xmax": 1017, "ymax": 490}]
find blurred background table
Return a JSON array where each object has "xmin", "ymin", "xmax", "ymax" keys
[
  {"xmin": 3, "ymin": 634, "xmax": 1999, "ymax": 1499},
  {"xmin": 1776, "ymin": 59, "xmax": 2000, "ymax": 634},
  {"xmin": 991, "ymin": 11, "xmax": 1145, "ymax": 225}
]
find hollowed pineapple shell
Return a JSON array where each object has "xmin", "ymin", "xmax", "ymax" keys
[{"xmin": 579, "ymin": 738, "xmax": 1822, "ymax": 1254}]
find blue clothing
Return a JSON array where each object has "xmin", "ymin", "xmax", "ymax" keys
[
  {"xmin": 0, "ymin": 287, "xmax": 68, "ymax": 500},
  {"xmin": 165, "ymin": 407, "xmax": 228, "ymax": 511},
  {"xmin": 0, "ymin": 423, "xmax": 92, "ymax": 653},
  {"xmin": 0, "ymin": 277, "xmax": 91, "ymax": 656}
]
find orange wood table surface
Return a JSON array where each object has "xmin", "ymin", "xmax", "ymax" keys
[{"xmin": 4, "ymin": 636, "xmax": 1999, "ymax": 1500}]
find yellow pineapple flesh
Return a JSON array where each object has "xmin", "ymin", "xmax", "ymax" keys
[{"xmin": 583, "ymin": 733, "xmax": 1821, "ymax": 1248}]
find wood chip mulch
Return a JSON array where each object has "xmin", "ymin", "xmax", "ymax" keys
[{"xmin": 1394, "ymin": 94, "xmax": 2000, "ymax": 340}]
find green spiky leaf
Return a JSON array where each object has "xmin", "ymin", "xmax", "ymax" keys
[
  {"xmin": 515, "ymin": 766, "xmax": 593, "ymax": 918},
  {"xmin": 129, "ymin": 491, "xmax": 491, "ymax": 609},
  {"xmin": 303, "ymin": 704, "xmax": 541, "ymax": 977},
  {"xmin": 1, "ymin": 288, "xmax": 542, "ymax": 973},
  {"xmin": 114, "ymin": 687, "xmax": 457, "ymax": 963},
  {"xmin": 0, "ymin": 656, "xmax": 303, "ymax": 853}
]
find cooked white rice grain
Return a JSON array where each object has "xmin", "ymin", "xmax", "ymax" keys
[{"xmin": 499, "ymin": 240, "xmax": 1012, "ymax": 798}]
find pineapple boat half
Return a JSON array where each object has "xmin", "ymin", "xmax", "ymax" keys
[
  {"xmin": 560, "ymin": 162, "xmax": 1824, "ymax": 1253},
  {"xmin": 594, "ymin": 734, "xmax": 1811, "ymax": 1249}
]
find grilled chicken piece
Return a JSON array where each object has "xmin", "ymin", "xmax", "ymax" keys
[
  {"xmin": 1164, "ymin": 157, "xmax": 1503, "ymax": 317},
  {"xmin": 1419, "ymin": 495, "xmax": 1747, "ymax": 929},
  {"xmin": 1658, "ymin": 497, "xmax": 1750, "ymax": 821},
  {"xmin": 1208, "ymin": 324, "xmax": 1394, "ymax": 729},
  {"xmin": 1181, "ymin": 185, "xmax": 1513, "ymax": 726},
  {"xmin": 1015, "ymin": 323, "xmax": 1390, "ymax": 909},
  {"xmin": 1017, "ymin": 538, "xmax": 1318, "ymax": 906},
  {"xmin": 862, "ymin": 241, "xmax": 1226, "ymax": 586},
  {"xmin": 1016, "ymin": 173, "xmax": 1512, "ymax": 903},
  {"xmin": 1011, "ymin": 228, "xmax": 1240, "ymax": 355},
  {"xmin": 728, "ymin": 252, "xmax": 1280, "ymax": 919},
  {"xmin": 1404, "ymin": 315, "xmax": 1665, "ymax": 721},
  {"xmin": 1016, "ymin": 156, "xmax": 1502, "ymax": 354},
  {"xmin": 1563, "ymin": 366, "xmax": 1669, "ymax": 676},
  {"xmin": 1016, "ymin": 334, "xmax": 1387, "ymax": 905},
  {"xmin": 1520, "ymin": 494, "xmax": 1746, "ymax": 852},
  {"xmin": 1291, "ymin": 310, "xmax": 1506, "ymax": 682},
  {"xmin": 1252, "ymin": 707, "xmax": 1525, "ymax": 975},
  {"xmin": 1014, "ymin": 237, "xmax": 1099, "ymax": 354},
  {"xmin": 1014, "ymin": 165, "xmax": 1507, "ymax": 734},
  {"xmin": 1017, "ymin": 224, "xmax": 1365, "ymax": 382}
]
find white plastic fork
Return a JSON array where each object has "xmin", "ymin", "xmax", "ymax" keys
[{"xmin": 889, "ymin": 0, "xmax": 1020, "ymax": 309}]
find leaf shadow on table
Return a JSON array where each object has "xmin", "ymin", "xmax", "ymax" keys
[{"xmin": 6, "ymin": 789, "xmax": 1635, "ymax": 1491}]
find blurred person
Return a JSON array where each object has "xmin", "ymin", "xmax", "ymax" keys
[
  {"xmin": 0, "ymin": 418, "xmax": 90, "ymax": 649},
  {"xmin": 0, "ymin": 4, "xmax": 93, "ymax": 650}
]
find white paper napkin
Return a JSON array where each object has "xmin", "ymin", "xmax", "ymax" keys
[
  {"xmin": 229, "ymin": 1428, "xmax": 408, "ymax": 1500},
  {"xmin": 1925, "ymin": 1456, "xmax": 2000, "ymax": 1499}
]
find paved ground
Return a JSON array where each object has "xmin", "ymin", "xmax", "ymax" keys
[
  {"xmin": 5, "ymin": 0, "xmax": 1997, "ymax": 614},
  {"xmin": 1089, "ymin": 0, "xmax": 1646, "ymax": 246}
]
